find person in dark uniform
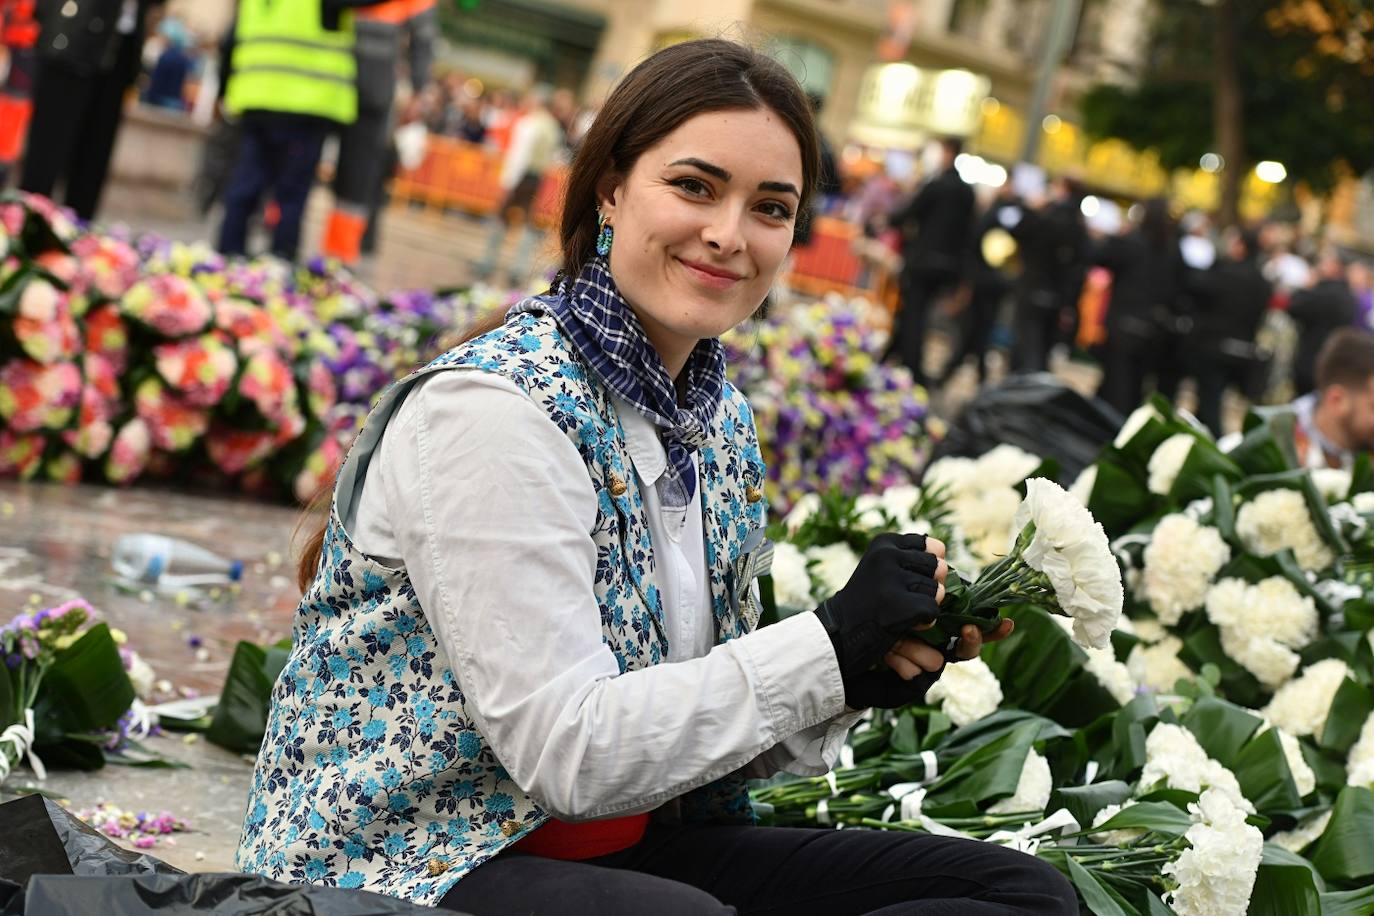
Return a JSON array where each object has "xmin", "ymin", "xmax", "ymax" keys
[
  {"xmin": 1008, "ymin": 176, "xmax": 1088, "ymax": 373},
  {"xmin": 1189, "ymin": 226, "xmax": 1271, "ymax": 435},
  {"xmin": 883, "ymin": 136, "xmax": 975, "ymax": 388},
  {"xmin": 19, "ymin": 0, "xmax": 160, "ymax": 220},
  {"xmin": 1289, "ymin": 249, "xmax": 1359, "ymax": 395},
  {"xmin": 936, "ymin": 184, "xmax": 1021, "ymax": 387}
]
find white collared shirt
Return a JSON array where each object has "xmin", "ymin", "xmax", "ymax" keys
[{"xmin": 350, "ymin": 369, "xmax": 858, "ymax": 820}]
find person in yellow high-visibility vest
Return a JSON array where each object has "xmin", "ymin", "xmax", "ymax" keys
[
  {"xmin": 216, "ymin": 0, "xmax": 387, "ymax": 262},
  {"xmin": 321, "ymin": 0, "xmax": 435, "ymax": 266}
]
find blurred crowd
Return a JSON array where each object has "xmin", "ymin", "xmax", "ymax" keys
[{"xmin": 857, "ymin": 136, "xmax": 1374, "ymax": 444}]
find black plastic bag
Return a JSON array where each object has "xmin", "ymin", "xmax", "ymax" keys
[
  {"xmin": 930, "ymin": 372, "xmax": 1122, "ymax": 482},
  {"xmin": 0, "ymin": 795, "xmax": 451, "ymax": 915}
]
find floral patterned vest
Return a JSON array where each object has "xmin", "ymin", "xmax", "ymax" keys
[{"xmin": 235, "ymin": 307, "xmax": 770, "ymax": 904}]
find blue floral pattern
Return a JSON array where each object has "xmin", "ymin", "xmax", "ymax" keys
[{"xmin": 236, "ymin": 307, "xmax": 768, "ymax": 904}]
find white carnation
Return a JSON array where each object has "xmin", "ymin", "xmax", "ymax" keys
[
  {"xmin": 922, "ymin": 456, "xmax": 978, "ymax": 500},
  {"xmin": 1013, "ymin": 478, "xmax": 1124, "ymax": 649},
  {"xmin": 807, "ymin": 543, "xmax": 860, "ymax": 598},
  {"xmin": 1182, "ymin": 497, "xmax": 1214, "ymax": 522},
  {"xmin": 1274, "ymin": 726, "xmax": 1316, "ymax": 797},
  {"xmin": 770, "ymin": 542, "xmax": 814, "ymax": 611},
  {"xmin": 975, "ymin": 444, "xmax": 1042, "ymax": 489},
  {"xmin": 1164, "ymin": 788, "xmax": 1263, "ymax": 916},
  {"xmin": 878, "ymin": 485, "xmax": 924, "ymax": 530},
  {"xmin": 1148, "ymin": 433, "xmax": 1196, "ymax": 496},
  {"xmin": 854, "ymin": 493, "xmax": 888, "ymax": 531},
  {"xmin": 1070, "ymin": 464, "xmax": 1097, "ymax": 506},
  {"xmin": 1141, "ymin": 515, "xmax": 1231, "ymax": 624},
  {"xmin": 949, "ymin": 487, "xmax": 1022, "ymax": 566},
  {"xmin": 783, "ymin": 493, "xmax": 820, "ymax": 535},
  {"xmin": 1236, "ymin": 488, "xmax": 1335, "ymax": 572},
  {"xmin": 1115, "ymin": 404, "xmax": 1163, "ymax": 449},
  {"xmin": 1271, "ymin": 810, "xmax": 1333, "ymax": 854},
  {"xmin": 1127, "ymin": 636, "xmax": 1193, "ymax": 693},
  {"xmin": 988, "ymin": 749, "xmax": 1052, "ymax": 814},
  {"xmin": 1141, "ymin": 723, "xmax": 1254, "ymax": 813},
  {"xmin": 1353, "ymin": 491, "xmax": 1374, "ymax": 514},
  {"xmin": 1131, "ymin": 617, "xmax": 1169, "ymax": 644},
  {"xmin": 1219, "ymin": 628, "xmax": 1302, "ymax": 689},
  {"xmin": 1346, "ymin": 711, "xmax": 1374, "ymax": 789},
  {"xmin": 1261, "ymin": 658, "xmax": 1352, "ymax": 737},
  {"xmin": 925, "ymin": 657, "xmax": 1003, "ymax": 726},
  {"xmin": 1091, "ymin": 802, "xmax": 1144, "ymax": 846},
  {"xmin": 1312, "ymin": 468, "xmax": 1352, "ymax": 502}
]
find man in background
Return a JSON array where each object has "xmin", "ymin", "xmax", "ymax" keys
[
  {"xmin": 471, "ymin": 85, "xmax": 563, "ymax": 286},
  {"xmin": 1289, "ymin": 249, "xmax": 1359, "ymax": 396},
  {"xmin": 1290, "ymin": 328, "xmax": 1374, "ymax": 469},
  {"xmin": 19, "ymin": 0, "xmax": 160, "ymax": 219},
  {"xmin": 320, "ymin": 0, "xmax": 436, "ymax": 265},
  {"xmin": 883, "ymin": 136, "xmax": 975, "ymax": 388}
]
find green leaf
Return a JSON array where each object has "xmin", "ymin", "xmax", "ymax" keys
[
  {"xmin": 206, "ymin": 640, "xmax": 289, "ymax": 755},
  {"xmin": 1178, "ymin": 625, "xmax": 1265, "ymax": 709},
  {"xmin": 1310, "ymin": 786, "xmax": 1374, "ymax": 883},
  {"xmin": 1066, "ymin": 855, "xmax": 1138, "ymax": 916},
  {"xmin": 1250, "ymin": 846, "xmax": 1323, "ymax": 916},
  {"xmin": 1234, "ymin": 728, "xmax": 1302, "ymax": 815},
  {"xmin": 1168, "ymin": 435, "xmax": 1243, "ymax": 505},
  {"xmin": 1321, "ymin": 885, "xmax": 1374, "ymax": 916},
  {"xmin": 33, "ymin": 623, "xmax": 135, "ymax": 738},
  {"xmin": 1350, "ymin": 453, "xmax": 1374, "ymax": 497},
  {"xmin": 1087, "ymin": 451, "xmax": 1156, "ymax": 539},
  {"xmin": 1212, "ymin": 475, "xmax": 1238, "ymax": 543},
  {"xmin": 1181, "ymin": 696, "xmax": 1262, "ymax": 765},
  {"xmin": 1227, "ymin": 420, "xmax": 1296, "ymax": 477},
  {"xmin": 1319, "ymin": 678, "xmax": 1374, "ymax": 755},
  {"xmin": 1048, "ymin": 780, "xmax": 1132, "ymax": 830},
  {"xmin": 923, "ymin": 721, "xmax": 1038, "ymax": 813},
  {"xmin": 980, "ymin": 606, "xmax": 1086, "ymax": 714},
  {"xmin": 1088, "ymin": 800, "xmax": 1193, "ymax": 836}
]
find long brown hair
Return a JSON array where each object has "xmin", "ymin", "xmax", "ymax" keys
[{"xmin": 296, "ymin": 38, "xmax": 820, "ymax": 591}]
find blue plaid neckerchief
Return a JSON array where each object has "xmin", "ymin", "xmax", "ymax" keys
[{"xmin": 510, "ymin": 256, "xmax": 726, "ymax": 509}]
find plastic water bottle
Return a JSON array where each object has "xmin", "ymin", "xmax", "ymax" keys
[{"xmin": 111, "ymin": 534, "xmax": 244, "ymax": 590}]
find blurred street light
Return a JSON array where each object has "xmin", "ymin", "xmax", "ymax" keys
[{"xmin": 1254, "ymin": 160, "xmax": 1287, "ymax": 183}]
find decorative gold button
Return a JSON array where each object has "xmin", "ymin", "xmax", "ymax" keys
[
  {"xmin": 745, "ymin": 486, "xmax": 764, "ymax": 504},
  {"xmin": 609, "ymin": 475, "xmax": 628, "ymax": 497},
  {"xmin": 500, "ymin": 819, "xmax": 522, "ymax": 837},
  {"xmin": 427, "ymin": 858, "xmax": 449, "ymax": 877}
]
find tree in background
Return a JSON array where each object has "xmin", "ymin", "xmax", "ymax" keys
[{"xmin": 1079, "ymin": 0, "xmax": 1374, "ymax": 227}]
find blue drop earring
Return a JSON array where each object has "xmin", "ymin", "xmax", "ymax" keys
[{"xmin": 596, "ymin": 214, "xmax": 614, "ymax": 256}]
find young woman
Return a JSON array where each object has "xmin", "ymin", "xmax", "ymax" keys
[{"xmin": 237, "ymin": 39, "xmax": 1077, "ymax": 915}]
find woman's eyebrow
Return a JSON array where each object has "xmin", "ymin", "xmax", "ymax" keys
[{"xmin": 668, "ymin": 158, "xmax": 800, "ymax": 198}]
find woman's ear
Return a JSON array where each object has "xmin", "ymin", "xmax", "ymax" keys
[{"xmin": 595, "ymin": 171, "xmax": 623, "ymax": 222}]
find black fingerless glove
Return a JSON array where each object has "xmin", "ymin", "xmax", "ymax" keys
[{"xmin": 812, "ymin": 532, "xmax": 943, "ymax": 687}]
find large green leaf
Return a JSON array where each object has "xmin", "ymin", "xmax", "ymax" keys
[
  {"xmin": 1234, "ymin": 728, "xmax": 1302, "ymax": 815},
  {"xmin": 980, "ymin": 607, "xmax": 1086, "ymax": 714},
  {"xmin": 923, "ymin": 721, "xmax": 1038, "ymax": 814},
  {"xmin": 1168, "ymin": 435, "xmax": 1243, "ymax": 505},
  {"xmin": 1087, "ymin": 451, "xmax": 1156, "ymax": 539},
  {"xmin": 1227, "ymin": 419, "xmax": 1296, "ymax": 477},
  {"xmin": 1066, "ymin": 855, "xmax": 1138, "ymax": 916},
  {"xmin": 1321, "ymin": 886, "xmax": 1374, "ymax": 916},
  {"xmin": 1181, "ymin": 696, "xmax": 1262, "ymax": 764},
  {"xmin": 206, "ymin": 639, "xmax": 291, "ymax": 755},
  {"xmin": 1048, "ymin": 780, "xmax": 1132, "ymax": 830},
  {"xmin": 1087, "ymin": 800, "xmax": 1193, "ymax": 837},
  {"xmin": 1310, "ymin": 786, "xmax": 1374, "ymax": 883},
  {"xmin": 1249, "ymin": 845, "xmax": 1323, "ymax": 916},
  {"xmin": 1319, "ymin": 678, "xmax": 1374, "ymax": 756},
  {"xmin": 33, "ymin": 623, "xmax": 135, "ymax": 738}
]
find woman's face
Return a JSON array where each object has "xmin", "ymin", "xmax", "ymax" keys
[{"xmin": 598, "ymin": 107, "xmax": 803, "ymax": 373}]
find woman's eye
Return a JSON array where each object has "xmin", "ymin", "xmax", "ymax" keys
[
  {"xmin": 758, "ymin": 201, "xmax": 794, "ymax": 221},
  {"xmin": 672, "ymin": 177, "xmax": 711, "ymax": 197}
]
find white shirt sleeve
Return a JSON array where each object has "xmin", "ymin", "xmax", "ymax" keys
[{"xmin": 357, "ymin": 370, "xmax": 847, "ymax": 821}]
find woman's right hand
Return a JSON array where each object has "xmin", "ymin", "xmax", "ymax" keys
[{"xmin": 812, "ymin": 533, "xmax": 947, "ymax": 688}]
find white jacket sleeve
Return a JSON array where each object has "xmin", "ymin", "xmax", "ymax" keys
[{"xmin": 365, "ymin": 370, "xmax": 848, "ymax": 821}]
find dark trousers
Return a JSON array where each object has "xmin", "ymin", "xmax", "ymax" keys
[
  {"xmin": 1010, "ymin": 291, "xmax": 1061, "ymax": 374},
  {"xmin": 437, "ymin": 824, "xmax": 1078, "ymax": 915},
  {"xmin": 939, "ymin": 277, "xmax": 1004, "ymax": 386},
  {"xmin": 1098, "ymin": 332, "xmax": 1156, "ymax": 415},
  {"xmin": 886, "ymin": 268, "xmax": 956, "ymax": 387},
  {"xmin": 19, "ymin": 36, "xmax": 141, "ymax": 220},
  {"xmin": 217, "ymin": 117, "xmax": 328, "ymax": 261},
  {"xmin": 1194, "ymin": 348, "xmax": 1257, "ymax": 436}
]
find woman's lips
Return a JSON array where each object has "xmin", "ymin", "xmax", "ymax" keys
[{"xmin": 677, "ymin": 258, "xmax": 743, "ymax": 290}]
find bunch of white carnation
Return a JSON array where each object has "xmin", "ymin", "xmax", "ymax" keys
[
  {"xmin": 925, "ymin": 657, "xmax": 1003, "ymax": 727},
  {"xmin": 987, "ymin": 749, "xmax": 1052, "ymax": 815},
  {"xmin": 1163, "ymin": 788, "xmax": 1264, "ymax": 916},
  {"xmin": 1261, "ymin": 658, "xmax": 1351, "ymax": 738},
  {"xmin": 1127, "ymin": 635, "xmax": 1194, "ymax": 693},
  {"xmin": 1204, "ymin": 577, "xmax": 1318, "ymax": 689},
  {"xmin": 1147, "ymin": 433, "xmax": 1196, "ymax": 496},
  {"xmin": 1141, "ymin": 515, "xmax": 1231, "ymax": 624},
  {"xmin": 770, "ymin": 542, "xmax": 815, "ymax": 612},
  {"xmin": 1235, "ymin": 488, "xmax": 1335, "ymax": 572},
  {"xmin": 1346, "ymin": 710, "xmax": 1374, "ymax": 788},
  {"xmin": 1140, "ymin": 724, "xmax": 1254, "ymax": 814},
  {"xmin": 807, "ymin": 542, "xmax": 860, "ymax": 599}
]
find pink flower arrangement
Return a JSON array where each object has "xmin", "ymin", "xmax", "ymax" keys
[
  {"xmin": 0, "ymin": 358, "xmax": 81, "ymax": 431},
  {"xmin": 105, "ymin": 418, "xmax": 152, "ymax": 485},
  {"xmin": 133, "ymin": 377, "xmax": 210, "ymax": 452},
  {"xmin": 153, "ymin": 331, "xmax": 238, "ymax": 407},
  {"xmin": 0, "ymin": 429, "xmax": 43, "ymax": 479},
  {"xmin": 121, "ymin": 273, "xmax": 212, "ymax": 337}
]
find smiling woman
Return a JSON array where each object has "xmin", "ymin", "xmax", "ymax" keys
[{"xmin": 245, "ymin": 38, "xmax": 1073, "ymax": 916}]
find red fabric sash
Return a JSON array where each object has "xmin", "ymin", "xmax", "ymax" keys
[{"xmin": 514, "ymin": 813, "xmax": 650, "ymax": 860}]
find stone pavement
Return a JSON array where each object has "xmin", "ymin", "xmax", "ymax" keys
[{"xmin": 0, "ymin": 480, "xmax": 306, "ymax": 873}]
